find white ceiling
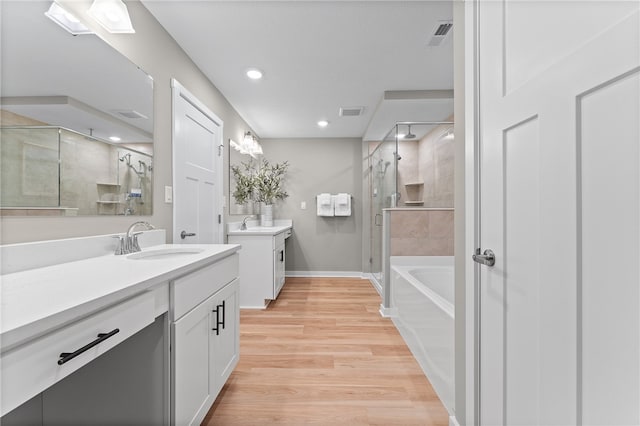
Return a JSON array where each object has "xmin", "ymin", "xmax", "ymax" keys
[{"xmin": 142, "ymin": 1, "xmax": 454, "ymax": 141}]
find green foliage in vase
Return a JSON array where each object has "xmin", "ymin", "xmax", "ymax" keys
[
  {"xmin": 254, "ymin": 159, "xmax": 289, "ymax": 205},
  {"xmin": 230, "ymin": 160, "xmax": 256, "ymax": 205}
]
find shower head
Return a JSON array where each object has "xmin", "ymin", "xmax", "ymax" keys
[
  {"xmin": 119, "ymin": 153, "xmax": 131, "ymax": 163},
  {"xmin": 404, "ymin": 125, "xmax": 416, "ymax": 140}
]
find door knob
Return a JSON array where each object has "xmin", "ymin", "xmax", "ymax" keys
[
  {"xmin": 180, "ymin": 230, "xmax": 196, "ymax": 239},
  {"xmin": 473, "ymin": 248, "xmax": 495, "ymax": 267}
]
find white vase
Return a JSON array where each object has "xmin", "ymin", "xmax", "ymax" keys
[{"xmin": 261, "ymin": 203, "xmax": 273, "ymax": 227}]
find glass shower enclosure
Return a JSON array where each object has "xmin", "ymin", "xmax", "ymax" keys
[
  {"xmin": 369, "ymin": 126, "xmax": 400, "ymax": 285},
  {"xmin": 368, "ymin": 121, "xmax": 454, "ymax": 288}
]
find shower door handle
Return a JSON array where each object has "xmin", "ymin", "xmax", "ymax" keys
[
  {"xmin": 473, "ymin": 248, "xmax": 495, "ymax": 267},
  {"xmin": 374, "ymin": 213, "xmax": 382, "ymax": 226}
]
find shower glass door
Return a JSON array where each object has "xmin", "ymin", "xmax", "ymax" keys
[{"xmin": 369, "ymin": 127, "xmax": 398, "ymax": 284}]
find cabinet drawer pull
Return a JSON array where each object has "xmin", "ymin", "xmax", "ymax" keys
[
  {"xmin": 219, "ymin": 300, "xmax": 226, "ymax": 330},
  {"xmin": 212, "ymin": 303, "xmax": 221, "ymax": 335},
  {"xmin": 57, "ymin": 328, "xmax": 120, "ymax": 365},
  {"xmin": 211, "ymin": 301, "xmax": 225, "ymax": 335}
]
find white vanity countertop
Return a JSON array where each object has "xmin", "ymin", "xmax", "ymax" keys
[
  {"xmin": 0, "ymin": 244, "xmax": 240, "ymax": 350},
  {"xmin": 227, "ymin": 219, "xmax": 292, "ymax": 236}
]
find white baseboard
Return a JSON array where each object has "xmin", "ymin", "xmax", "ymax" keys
[
  {"xmin": 366, "ymin": 274, "xmax": 382, "ymax": 295},
  {"xmin": 379, "ymin": 304, "xmax": 397, "ymax": 318},
  {"xmin": 449, "ymin": 415, "xmax": 460, "ymax": 426},
  {"xmin": 285, "ymin": 271, "xmax": 364, "ymax": 278}
]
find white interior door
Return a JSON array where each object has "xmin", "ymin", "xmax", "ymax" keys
[
  {"xmin": 476, "ymin": 2, "xmax": 639, "ymax": 424},
  {"xmin": 172, "ymin": 79, "xmax": 224, "ymax": 244}
]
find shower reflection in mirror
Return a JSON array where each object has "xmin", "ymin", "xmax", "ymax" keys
[{"xmin": 0, "ymin": 126, "xmax": 152, "ymax": 216}]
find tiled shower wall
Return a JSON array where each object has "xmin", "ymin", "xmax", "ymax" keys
[
  {"xmin": 396, "ymin": 119, "xmax": 455, "ymax": 208},
  {"xmin": 390, "ymin": 209, "xmax": 454, "ymax": 256},
  {"xmin": 418, "ymin": 124, "xmax": 454, "ymax": 207}
]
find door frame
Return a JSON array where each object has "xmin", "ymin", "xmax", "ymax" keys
[
  {"xmin": 457, "ymin": 1, "xmax": 480, "ymax": 424},
  {"xmin": 171, "ymin": 78, "xmax": 224, "ymax": 244}
]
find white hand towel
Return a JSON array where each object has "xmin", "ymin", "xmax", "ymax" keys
[
  {"xmin": 317, "ymin": 193, "xmax": 334, "ymax": 216},
  {"xmin": 334, "ymin": 193, "xmax": 351, "ymax": 216}
]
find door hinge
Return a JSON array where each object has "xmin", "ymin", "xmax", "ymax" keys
[
  {"xmin": 218, "ymin": 214, "xmax": 222, "ymax": 224},
  {"xmin": 218, "ymin": 144, "xmax": 223, "ymax": 156},
  {"xmin": 369, "ymin": 257, "xmax": 373, "ymax": 264}
]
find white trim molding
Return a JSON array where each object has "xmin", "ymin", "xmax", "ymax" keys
[{"xmin": 285, "ymin": 271, "xmax": 365, "ymax": 278}]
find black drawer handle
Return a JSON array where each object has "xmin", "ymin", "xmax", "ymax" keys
[
  {"xmin": 57, "ymin": 328, "xmax": 120, "ymax": 365},
  {"xmin": 219, "ymin": 300, "xmax": 226, "ymax": 330},
  {"xmin": 212, "ymin": 301, "xmax": 226, "ymax": 335}
]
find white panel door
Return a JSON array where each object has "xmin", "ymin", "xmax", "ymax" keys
[
  {"xmin": 476, "ymin": 2, "xmax": 639, "ymax": 424},
  {"xmin": 172, "ymin": 79, "xmax": 224, "ymax": 244}
]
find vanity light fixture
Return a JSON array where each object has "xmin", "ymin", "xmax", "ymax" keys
[
  {"xmin": 231, "ymin": 132, "xmax": 263, "ymax": 158},
  {"xmin": 317, "ymin": 120, "xmax": 329, "ymax": 128},
  {"xmin": 252, "ymin": 140, "xmax": 263, "ymax": 155},
  {"xmin": 242, "ymin": 131, "xmax": 255, "ymax": 150},
  {"xmin": 246, "ymin": 68, "xmax": 263, "ymax": 80},
  {"xmin": 45, "ymin": 2, "xmax": 93, "ymax": 35},
  {"xmin": 88, "ymin": 0, "xmax": 135, "ymax": 34},
  {"xmin": 244, "ymin": 131, "xmax": 263, "ymax": 156}
]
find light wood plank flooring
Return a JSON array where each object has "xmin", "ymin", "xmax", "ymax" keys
[{"xmin": 202, "ymin": 277, "xmax": 448, "ymax": 425}]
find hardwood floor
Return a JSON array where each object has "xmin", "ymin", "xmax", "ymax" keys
[{"xmin": 202, "ymin": 277, "xmax": 449, "ymax": 425}]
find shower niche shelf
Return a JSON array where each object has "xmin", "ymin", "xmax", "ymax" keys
[
  {"xmin": 96, "ymin": 183, "xmax": 123, "ymax": 215},
  {"xmin": 404, "ymin": 182, "xmax": 424, "ymax": 206}
]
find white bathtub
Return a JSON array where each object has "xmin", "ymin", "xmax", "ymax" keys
[{"xmin": 390, "ymin": 256, "xmax": 454, "ymax": 414}]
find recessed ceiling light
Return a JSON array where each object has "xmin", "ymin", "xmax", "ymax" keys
[
  {"xmin": 246, "ymin": 68, "xmax": 263, "ymax": 80},
  {"xmin": 109, "ymin": 136, "xmax": 121, "ymax": 142},
  {"xmin": 88, "ymin": 0, "xmax": 135, "ymax": 34},
  {"xmin": 317, "ymin": 120, "xmax": 329, "ymax": 128},
  {"xmin": 396, "ymin": 133, "xmax": 406, "ymax": 139},
  {"xmin": 45, "ymin": 2, "xmax": 93, "ymax": 35}
]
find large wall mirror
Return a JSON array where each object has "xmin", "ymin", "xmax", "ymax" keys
[
  {"xmin": 0, "ymin": 1, "xmax": 153, "ymax": 217},
  {"xmin": 228, "ymin": 135, "xmax": 262, "ymax": 216}
]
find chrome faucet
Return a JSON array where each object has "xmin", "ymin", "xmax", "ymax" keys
[
  {"xmin": 114, "ymin": 221, "xmax": 155, "ymax": 255},
  {"xmin": 240, "ymin": 216, "xmax": 253, "ymax": 230}
]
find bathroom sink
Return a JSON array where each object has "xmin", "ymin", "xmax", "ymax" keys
[{"xmin": 127, "ymin": 247, "xmax": 205, "ymax": 260}]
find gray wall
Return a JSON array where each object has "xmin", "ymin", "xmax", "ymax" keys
[
  {"xmin": 0, "ymin": 0, "xmax": 252, "ymax": 244},
  {"xmin": 259, "ymin": 138, "xmax": 363, "ymax": 273}
]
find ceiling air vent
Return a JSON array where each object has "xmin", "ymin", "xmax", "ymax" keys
[
  {"xmin": 339, "ymin": 106, "xmax": 364, "ymax": 117},
  {"xmin": 427, "ymin": 21, "xmax": 453, "ymax": 47},
  {"xmin": 114, "ymin": 109, "xmax": 148, "ymax": 119}
]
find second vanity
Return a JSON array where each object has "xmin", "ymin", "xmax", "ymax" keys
[
  {"xmin": 0, "ymin": 231, "xmax": 240, "ymax": 426},
  {"xmin": 227, "ymin": 219, "xmax": 292, "ymax": 309}
]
